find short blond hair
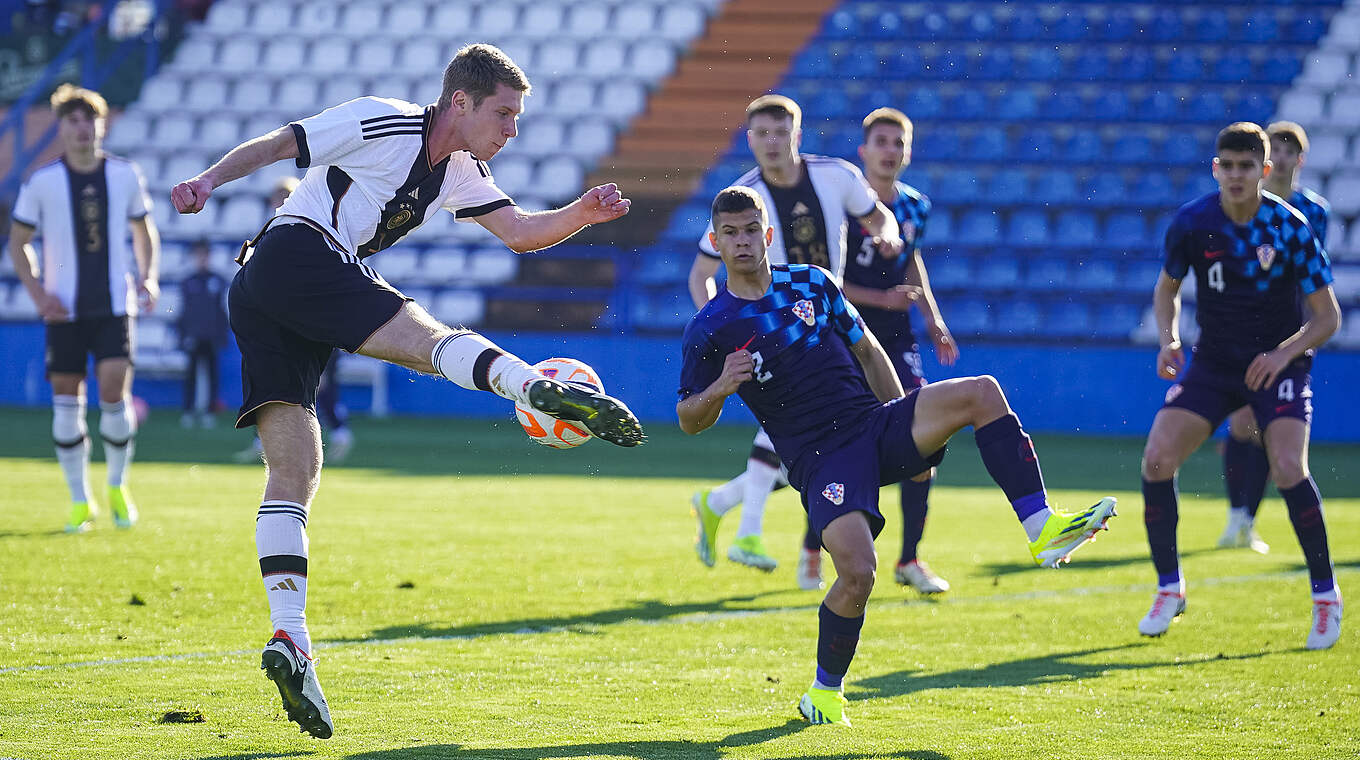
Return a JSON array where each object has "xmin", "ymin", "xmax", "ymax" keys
[
  {"xmin": 745, "ymin": 94, "xmax": 801, "ymax": 130},
  {"xmin": 50, "ymin": 83, "xmax": 108, "ymax": 119},
  {"xmin": 862, "ymin": 107, "xmax": 912, "ymax": 140},
  {"xmin": 1266, "ymin": 120, "xmax": 1309, "ymax": 154}
]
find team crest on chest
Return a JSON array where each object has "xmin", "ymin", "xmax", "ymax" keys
[
  {"xmin": 1256, "ymin": 244, "xmax": 1276, "ymax": 271},
  {"xmin": 902, "ymin": 221, "xmax": 916, "ymax": 244},
  {"xmin": 822, "ymin": 482, "xmax": 845, "ymax": 506},
  {"xmin": 792, "ymin": 299, "xmax": 816, "ymax": 326}
]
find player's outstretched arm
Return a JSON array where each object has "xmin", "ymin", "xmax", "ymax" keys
[
  {"xmin": 171, "ymin": 127, "xmax": 300, "ymax": 214},
  {"xmin": 906, "ymin": 249, "xmax": 959, "ymax": 365},
  {"xmin": 1152, "ymin": 270, "xmax": 1185, "ymax": 380},
  {"xmin": 1246, "ymin": 286, "xmax": 1342, "ymax": 391},
  {"xmin": 850, "ymin": 330, "xmax": 906, "ymax": 402},
  {"xmin": 677, "ymin": 350, "xmax": 754, "ymax": 434},
  {"xmin": 477, "ymin": 183, "xmax": 630, "ymax": 253}
]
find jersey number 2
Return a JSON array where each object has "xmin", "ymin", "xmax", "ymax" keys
[
  {"xmin": 750, "ymin": 351, "xmax": 774, "ymax": 383},
  {"xmin": 1207, "ymin": 261, "xmax": 1226, "ymax": 293}
]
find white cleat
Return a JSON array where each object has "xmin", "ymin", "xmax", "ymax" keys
[
  {"xmin": 1217, "ymin": 513, "xmax": 1269, "ymax": 554},
  {"xmin": 796, "ymin": 548, "xmax": 825, "ymax": 591},
  {"xmin": 1138, "ymin": 590, "xmax": 1186, "ymax": 637},
  {"xmin": 261, "ymin": 631, "xmax": 334, "ymax": 739},
  {"xmin": 1306, "ymin": 598, "xmax": 1342, "ymax": 650},
  {"xmin": 895, "ymin": 560, "xmax": 950, "ymax": 594}
]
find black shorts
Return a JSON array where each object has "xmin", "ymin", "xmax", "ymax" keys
[
  {"xmin": 45, "ymin": 315, "xmax": 132, "ymax": 375},
  {"xmin": 228, "ymin": 223, "xmax": 407, "ymax": 428},
  {"xmin": 1163, "ymin": 355, "xmax": 1313, "ymax": 430}
]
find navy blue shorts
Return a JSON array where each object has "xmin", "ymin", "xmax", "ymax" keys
[
  {"xmin": 792, "ymin": 388, "xmax": 947, "ymax": 540},
  {"xmin": 1163, "ymin": 356, "xmax": 1312, "ymax": 430},
  {"xmin": 883, "ymin": 336, "xmax": 926, "ymax": 390},
  {"xmin": 228, "ymin": 223, "xmax": 407, "ymax": 428},
  {"xmin": 46, "ymin": 315, "xmax": 132, "ymax": 374}
]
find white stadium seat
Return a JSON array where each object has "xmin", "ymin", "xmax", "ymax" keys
[
  {"xmin": 431, "ymin": 4, "xmax": 474, "ymax": 33},
  {"xmin": 388, "ymin": 3, "xmax": 427, "ymax": 30},
  {"xmin": 185, "ymin": 79, "xmax": 231, "ymax": 113},
  {"xmin": 205, "ymin": 1, "xmax": 250, "ymax": 33},
  {"xmin": 567, "ymin": 119, "xmax": 614, "ymax": 160},
  {"xmin": 152, "ymin": 115, "xmax": 197, "ymax": 147},
  {"xmin": 106, "ymin": 112, "xmax": 152, "ymax": 154},
  {"xmin": 583, "ymin": 40, "xmax": 627, "ymax": 72},
  {"xmin": 321, "ymin": 78, "xmax": 367, "ymax": 108},
  {"xmin": 565, "ymin": 5, "xmax": 610, "ymax": 40},
  {"xmin": 629, "ymin": 41, "xmax": 677, "ymax": 80},
  {"xmin": 1328, "ymin": 172, "xmax": 1360, "ymax": 216},
  {"xmin": 262, "ymin": 39, "xmax": 307, "ymax": 71},
  {"xmin": 475, "ymin": 3, "xmax": 518, "ymax": 36},
  {"xmin": 341, "ymin": 2, "xmax": 385, "ymax": 35},
  {"xmin": 353, "ymin": 40, "xmax": 396, "ymax": 75},
  {"xmin": 496, "ymin": 37, "xmax": 536, "ymax": 72},
  {"xmin": 1326, "ymin": 12, "xmax": 1360, "ymax": 51},
  {"xmin": 611, "ymin": 4, "xmax": 656, "ymax": 40},
  {"xmin": 1299, "ymin": 51, "xmax": 1351, "ymax": 87},
  {"xmin": 465, "ymin": 249, "xmax": 518, "ymax": 284},
  {"xmin": 657, "ymin": 3, "xmax": 706, "ymax": 43},
  {"xmin": 230, "ymin": 76, "xmax": 274, "ymax": 112},
  {"xmin": 514, "ymin": 117, "xmax": 566, "ymax": 158},
  {"xmin": 1326, "ymin": 92, "xmax": 1360, "ymax": 128},
  {"xmin": 1308, "ymin": 132, "xmax": 1349, "ymax": 168},
  {"xmin": 373, "ymin": 249, "xmax": 421, "ymax": 287},
  {"xmin": 276, "ymin": 77, "xmax": 319, "ymax": 110},
  {"xmin": 247, "ymin": 0, "xmax": 295, "ymax": 34},
  {"xmin": 411, "ymin": 247, "xmax": 467, "ymax": 284},
  {"xmin": 1275, "ymin": 91, "xmax": 1325, "ymax": 124},
  {"xmin": 596, "ymin": 81, "xmax": 645, "ymax": 121},
  {"xmin": 397, "ymin": 39, "xmax": 443, "ymax": 72},
  {"xmin": 170, "ymin": 201, "xmax": 221, "ymax": 240},
  {"xmin": 171, "ymin": 37, "xmax": 217, "ymax": 74},
  {"xmin": 309, "ymin": 38, "xmax": 353, "ymax": 74},
  {"xmin": 490, "ymin": 156, "xmax": 534, "ymax": 197},
  {"xmin": 549, "ymin": 80, "xmax": 595, "ymax": 117},
  {"xmin": 216, "ymin": 37, "xmax": 259, "ymax": 74},
  {"xmin": 138, "ymin": 75, "xmax": 183, "ymax": 111},
  {"xmin": 534, "ymin": 157, "xmax": 584, "ymax": 201},
  {"xmin": 294, "ymin": 3, "xmax": 339, "ymax": 31},
  {"xmin": 218, "ymin": 195, "xmax": 269, "ymax": 238},
  {"xmin": 536, "ymin": 40, "xmax": 579, "ymax": 76},
  {"xmin": 431, "ymin": 290, "xmax": 486, "ymax": 326},
  {"xmin": 522, "ymin": 4, "xmax": 565, "ymax": 37}
]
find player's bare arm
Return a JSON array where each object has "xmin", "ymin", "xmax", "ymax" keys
[
  {"xmin": 687, "ymin": 254, "xmax": 721, "ymax": 309},
  {"xmin": 1245, "ymin": 286, "xmax": 1342, "ymax": 391},
  {"xmin": 475, "ymin": 183, "xmax": 630, "ymax": 253},
  {"xmin": 6, "ymin": 222, "xmax": 68, "ymax": 322},
  {"xmin": 130, "ymin": 215, "xmax": 160, "ymax": 311},
  {"xmin": 857, "ymin": 202, "xmax": 903, "ymax": 257},
  {"xmin": 1152, "ymin": 270, "xmax": 1185, "ymax": 380},
  {"xmin": 849, "ymin": 330, "xmax": 906, "ymax": 402},
  {"xmin": 677, "ymin": 350, "xmax": 754, "ymax": 434},
  {"xmin": 906, "ymin": 248, "xmax": 959, "ymax": 365},
  {"xmin": 171, "ymin": 127, "xmax": 300, "ymax": 214}
]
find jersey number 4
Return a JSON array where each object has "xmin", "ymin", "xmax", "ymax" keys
[
  {"xmin": 750, "ymin": 351, "xmax": 774, "ymax": 383},
  {"xmin": 1207, "ymin": 261, "xmax": 1226, "ymax": 293}
]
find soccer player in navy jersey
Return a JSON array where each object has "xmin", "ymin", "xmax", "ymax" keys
[
  {"xmin": 1139, "ymin": 123, "xmax": 1342, "ymax": 649},
  {"xmin": 679, "ymin": 186, "xmax": 1116, "ymax": 725},
  {"xmin": 1216, "ymin": 120, "xmax": 1331, "ymax": 554},
  {"xmin": 171, "ymin": 44, "xmax": 644, "ymax": 738},
  {"xmin": 8, "ymin": 84, "xmax": 159, "ymax": 533},
  {"xmin": 839, "ymin": 107, "xmax": 960, "ymax": 595}
]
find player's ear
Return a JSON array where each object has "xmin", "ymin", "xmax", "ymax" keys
[
  {"xmin": 1262, "ymin": 160, "xmax": 1272, "ymax": 178},
  {"xmin": 857, "ymin": 143, "xmax": 866, "ymax": 161},
  {"xmin": 765, "ymin": 226, "xmax": 773, "ymax": 245},
  {"xmin": 1210, "ymin": 157, "xmax": 1220, "ymax": 179},
  {"xmin": 708, "ymin": 231, "xmax": 718, "ymax": 249}
]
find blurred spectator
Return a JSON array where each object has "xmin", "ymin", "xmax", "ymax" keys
[{"xmin": 177, "ymin": 238, "xmax": 228, "ymax": 428}]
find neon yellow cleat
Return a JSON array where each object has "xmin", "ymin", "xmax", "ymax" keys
[
  {"xmin": 108, "ymin": 485, "xmax": 138, "ymax": 528},
  {"xmin": 1029, "ymin": 496, "xmax": 1117, "ymax": 567},
  {"xmin": 728, "ymin": 534, "xmax": 777, "ymax": 571},
  {"xmin": 65, "ymin": 500, "xmax": 97, "ymax": 533},
  {"xmin": 798, "ymin": 687, "xmax": 850, "ymax": 726},
  {"xmin": 691, "ymin": 490, "xmax": 721, "ymax": 568}
]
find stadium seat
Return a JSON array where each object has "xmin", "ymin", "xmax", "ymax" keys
[
  {"xmin": 217, "ymin": 195, "xmax": 267, "ymax": 238},
  {"xmin": 430, "ymin": 4, "xmax": 473, "ymax": 33},
  {"xmin": 944, "ymin": 297, "xmax": 990, "ymax": 334},
  {"xmin": 1329, "ymin": 173, "xmax": 1360, "ymax": 216},
  {"xmin": 340, "ymin": 2, "xmax": 383, "ymax": 36},
  {"xmin": 386, "ymin": 3, "xmax": 426, "ymax": 31},
  {"xmin": 596, "ymin": 81, "xmax": 646, "ymax": 121},
  {"xmin": 583, "ymin": 40, "xmax": 628, "ymax": 72},
  {"xmin": 1004, "ymin": 12, "xmax": 1044, "ymax": 41},
  {"xmin": 972, "ymin": 48, "xmax": 1013, "ymax": 80},
  {"xmin": 106, "ymin": 112, "xmax": 152, "ymax": 154},
  {"xmin": 567, "ymin": 120, "xmax": 614, "ymax": 161},
  {"xmin": 1020, "ymin": 47, "xmax": 1063, "ymax": 80},
  {"xmin": 431, "ymin": 290, "xmax": 486, "ymax": 327},
  {"xmin": 152, "ymin": 115, "xmax": 196, "ymax": 146},
  {"xmin": 491, "ymin": 157, "xmax": 534, "ymax": 198},
  {"xmin": 612, "ymin": 4, "xmax": 656, "ymax": 40},
  {"xmin": 138, "ymin": 75, "xmax": 183, "ymax": 111},
  {"xmin": 309, "ymin": 38, "xmax": 352, "ymax": 74},
  {"xmin": 1071, "ymin": 258, "xmax": 1118, "ymax": 291},
  {"xmin": 657, "ymin": 4, "xmax": 706, "ymax": 43},
  {"xmin": 1326, "ymin": 94, "xmax": 1360, "ymax": 129},
  {"xmin": 1190, "ymin": 9, "xmax": 1230, "ymax": 43},
  {"xmin": 1275, "ymin": 91, "xmax": 1325, "ymax": 124},
  {"xmin": 995, "ymin": 300, "xmax": 1041, "ymax": 336},
  {"xmin": 1110, "ymin": 134, "xmax": 1152, "ymax": 165},
  {"xmin": 1054, "ymin": 211, "xmax": 1099, "ymax": 247},
  {"xmin": 464, "ymin": 249, "xmax": 518, "ymax": 285},
  {"xmin": 1007, "ymin": 209, "xmax": 1051, "ymax": 246},
  {"xmin": 1090, "ymin": 301, "xmax": 1141, "ymax": 340},
  {"xmin": 925, "ymin": 254, "xmax": 971, "ymax": 289},
  {"xmin": 1299, "ymin": 51, "xmax": 1350, "ymax": 86},
  {"xmin": 1061, "ymin": 131, "xmax": 1102, "ymax": 164},
  {"xmin": 205, "ymin": 1, "xmax": 249, "ymax": 33},
  {"xmin": 1259, "ymin": 50, "xmax": 1303, "ymax": 84},
  {"xmin": 1090, "ymin": 91, "xmax": 1131, "ymax": 122},
  {"xmin": 1034, "ymin": 172, "xmax": 1078, "ymax": 206},
  {"xmin": 965, "ymin": 127, "xmax": 1009, "ymax": 162},
  {"xmin": 956, "ymin": 210, "xmax": 1002, "ymax": 246},
  {"xmin": 996, "ymin": 88, "xmax": 1038, "ymax": 121},
  {"xmin": 354, "ymin": 40, "xmax": 396, "ymax": 75},
  {"xmin": 1043, "ymin": 91, "xmax": 1082, "ymax": 121},
  {"xmin": 537, "ymin": 40, "xmax": 579, "ymax": 75},
  {"xmin": 216, "ymin": 37, "xmax": 258, "ymax": 74},
  {"xmin": 904, "ymin": 86, "xmax": 943, "ymax": 120},
  {"xmin": 1214, "ymin": 52, "xmax": 1254, "ymax": 83},
  {"xmin": 565, "ymin": 5, "xmax": 610, "ymax": 40},
  {"xmin": 952, "ymin": 90, "xmax": 989, "ymax": 121},
  {"xmin": 1071, "ymin": 48, "xmax": 1110, "ymax": 81},
  {"xmin": 1084, "ymin": 174, "xmax": 1128, "ymax": 208},
  {"xmin": 976, "ymin": 256, "xmax": 1020, "ymax": 290},
  {"xmin": 276, "ymin": 77, "xmax": 318, "ymax": 109},
  {"xmin": 1147, "ymin": 9, "xmax": 1183, "ymax": 43},
  {"xmin": 934, "ymin": 169, "xmax": 981, "ymax": 205},
  {"xmin": 1046, "ymin": 301, "xmax": 1092, "ymax": 337},
  {"xmin": 1132, "ymin": 90, "xmax": 1180, "ymax": 123},
  {"xmin": 821, "ymin": 9, "xmax": 857, "ymax": 39},
  {"xmin": 1287, "ymin": 11, "xmax": 1328, "ymax": 43},
  {"xmin": 412, "ymin": 248, "xmax": 468, "ymax": 285},
  {"xmin": 533, "ymin": 157, "xmax": 585, "ymax": 201},
  {"xmin": 1015, "ymin": 127, "xmax": 1056, "ymax": 164},
  {"xmin": 1240, "ymin": 10, "xmax": 1280, "ymax": 43},
  {"xmin": 374, "ymin": 250, "xmax": 421, "ymax": 287},
  {"xmin": 261, "ymin": 39, "xmax": 306, "ymax": 72},
  {"xmin": 1051, "ymin": 13, "xmax": 1088, "ymax": 42},
  {"xmin": 476, "ymin": 3, "xmax": 519, "ymax": 36},
  {"xmin": 989, "ymin": 169, "xmax": 1029, "ymax": 205},
  {"xmin": 1186, "ymin": 91, "xmax": 1228, "ymax": 123},
  {"xmin": 1165, "ymin": 50, "xmax": 1205, "ymax": 82},
  {"xmin": 1098, "ymin": 9, "xmax": 1138, "ymax": 42},
  {"xmin": 1104, "ymin": 212, "xmax": 1148, "ymax": 244},
  {"xmin": 915, "ymin": 131, "xmax": 959, "ymax": 161},
  {"xmin": 171, "ymin": 36, "xmax": 216, "ymax": 75},
  {"xmin": 1141, "ymin": 174, "xmax": 1176, "ymax": 207},
  {"xmin": 1024, "ymin": 257, "xmax": 1069, "ymax": 291},
  {"xmin": 1109, "ymin": 49, "xmax": 1155, "ymax": 82}
]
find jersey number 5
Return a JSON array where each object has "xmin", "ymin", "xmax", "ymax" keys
[
  {"xmin": 750, "ymin": 351, "xmax": 774, "ymax": 383},
  {"xmin": 854, "ymin": 237, "xmax": 877, "ymax": 267},
  {"xmin": 1207, "ymin": 261, "xmax": 1226, "ymax": 293}
]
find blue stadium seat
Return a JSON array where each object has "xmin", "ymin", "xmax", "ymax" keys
[
  {"xmin": 1005, "ymin": 12, "xmax": 1045, "ymax": 41},
  {"xmin": 1186, "ymin": 91, "xmax": 1228, "ymax": 123},
  {"xmin": 1091, "ymin": 302, "xmax": 1142, "ymax": 339},
  {"xmin": 935, "ymin": 169, "xmax": 982, "ymax": 205},
  {"xmin": 1016, "ymin": 127, "xmax": 1057, "ymax": 163},
  {"xmin": 1025, "ymin": 257, "xmax": 1069, "ymax": 290},
  {"xmin": 1007, "ymin": 209, "xmax": 1052, "ymax": 245},
  {"xmin": 904, "ymin": 86, "xmax": 943, "ymax": 119},
  {"xmin": 1090, "ymin": 91, "xmax": 1131, "ymax": 122},
  {"xmin": 1071, "ymin": 48, "xmax": 1110, "ymax": 81},
  {"xmin": 946, "ymin": 297, "xmax": 992, "ymax": 334},
  {"xmin": 995, "ymin": 300, "xmax": 1042, "ymax": 336},
  {"xmin": 840, "ymin": 45, "xmax": 880, "ymax": 79},
  {"xmin": 929, "ymin": 209, "xmax": 954, "ymax": 241},
  {"xmin": 1034, "ymin": 171, "xmax": 1079, "ymax": 205},
  {"xmin": 976, "ymin": 255, "xmax": 1021, "ymax": 289},
  {"xmin": 1240, "ymin": 10, "xmax": 1279, "ymax": 43},
  {"xmin": 1165, "ymin": 135, "xmax": 1202, "ymax": 166},
  {"xmin": 1061, "ymin": 131, "xmax": 1102, "ymax": 164},
  {"xmin": 918, "ymin": 11, "xmax": 951, "ymax": 40},
  {"xmin": 952, "ymin": 90, "xmax": 989, "ymax": 120},
  {"xmin": 1021, "ymin": 48, "xmax": 1063, "ymax": 80},
  {"xmin": 997, "ymin": 89, "xmax": 1039, "ymax": 121},
  {"xmin": 1142, "ymin": 174, "xmax": 1176, "ymax": 207},
  {"xmin": 957, "ymin": 210, "xmax": 1002, "ymax": 245},
  {"xmin": 1235, "ymin": 92, "xmax": 1273, "ymax": 123},
  {"xmin": 793, "ymin": 43, "xmax": 833, "ymax": 78},
  {"xmin": 1287, "ymin": 12, "xmax": 1326, "ymax": 43},
  {"xmin": 1124, "ymin": 260, "xmax": 1166, "ymax": 291},
  {"xmin": 1071, "ymin": 258, "xmax": 1119, "ymax": 291},
  {"xmin": 973, "ymin": 48, "xmax": 1013, "ymax": 80},
  {"xmin": 935, "ymin": 49, "xmax": 966, "ymax": 79},
  {"xmin": 1214, "ymin": 52, "xmax": 1254, "ymax": 83},
  {"xmin": 990, "ymin": 169, "xmax": 1029, "ymax": 205},
  {"xmin": 1261, "ymin": 50, "xmax": 1302, "ymax": 84},
  {"xmin": 926, "ymin": 253, "xmax": 972, "ymax": 289},
  {"xmin": 1051, "ymin": 12, "xmax": 1088, "ymax": 42},
  {"xmin": 883, "ymin": 48, "xmax": 925, "ymax": 80},
  {"xmin": 806, "ymin": 87, "xmax": 853, "ymax": 119},
  {"xmin": 901, "ymin": 170, "xmax": 932, "ymax": 197},
  {"xmin": 798, "ymin": 127, "xmax": 828, "ymax": 155},
  {"xmin": 966, "ymin": 127, "xmax": 1009, "ymax": 161},
  {"xmin": 1178, "ymin": 173, "xmax": 1219, "ymax": 199},
  {"xmin": 1110, "ymin": 134, "xmax": 1152, "ymax": 165},
  {"xmin": 1044, "ymin": 91, "xmax": 1083, "ymax": 121},
  {"xmin": 1134, "ymin": 90, "xmax": 1181, "ymax": 122},
  {"xmin": 1047, "ymin": 301, "xmax": 1092, "ymax": 337},
  {"xmin": 1055, "ymin": 211, "xmax": 1099, "ymax": 247},
  {"xmin": 821, "ymin": 9, "xmax": 858, "ymax": 39},
  {"xmin": 1166, "ymin": 50, "xmax": 1206, "ymax": 81},
  {"xmin": 1084, "ymin": 174, "xmax": 1129, "ymax": 208},
  {"xmin": 1110, "ymin": 49, "xmax": 1155, "ymax": 82},
  {"xmin": 635, "ymin": 248, "xmax": 690, "ymax": 285},
  {"xmin": 1104, "ymin": 212, "xmax": 1149, "ymax": 244},
  {"xmin": 962, "ymin": 9, "xmax": 1000, "ymax": 40},
  {"xmin": 1191, "ymin": 9, "xmax": 1230, "ymax": 43},
  {"xmin": 1098, "ymin": 9, "xmax": 1138, "ymax": 42},
  {"xmin": 916, "ymin": 131, "xmax": 960, "ymax": 161},
  {"xmin": 1148, "ymin": 9, "xmax": 1184, "ymax": 42},
  {"xmin": 869, "ymin": 9, "xmax": 905, "ymax": 41}
]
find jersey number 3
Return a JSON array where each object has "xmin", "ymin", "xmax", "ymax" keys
[{"xmin": 750, "ymin": 351, "xmax": 774, "ymax": 383}]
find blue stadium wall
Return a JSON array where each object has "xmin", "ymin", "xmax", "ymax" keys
[{"xmin": 1, "ymin": 323, "xmax": 1358, "ymax": 442}]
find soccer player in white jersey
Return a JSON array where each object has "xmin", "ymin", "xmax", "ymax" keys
[
  {"xmin": 687, "ymin": 94, "xmax": 902, "ymax": 578},
  {"xmin": 1216, "ymin": 120, "xmax": 1331, "ymax": 554},
  {"xmin": 8, "ymin": 84, "xmax": 160, "ymax": 533},
  {"xmin": 170, "ymin": 44, "xmax": 644, "ymax": 739}
]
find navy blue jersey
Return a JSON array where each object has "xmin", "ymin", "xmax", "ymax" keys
[
  {"xmin": 679, "ymin": 264, "xmax": 880, "ymax": 465},
  {"xmin": 1163, "ymin": 191, "xmax": 1333, "ymax": 369},
  {"xmin": 1288, "ymin": 187, "xmax": 1329, "ymax": 248},
  {"xmin": 843, "ymin": 181, "xmax": 931, "ymax": 343}
]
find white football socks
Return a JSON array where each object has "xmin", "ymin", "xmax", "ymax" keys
[
  {"xmin": 431, "ymin": 331, "xmax": 543, "ymax": 406},
  {"xmin": 52, "ymin": 395, "xmax": 91, "ymax": 503},
  {"xmin": 736, "ymin": 459, "xmax": 781, "ymax": 539},
  {"xmin": 99, "ymin": 398, "xmax": 136, "ymax": 487},
  {"xmin": 707, "ymin": 473, "xmax": 744, "ymax": 516},
  {"xmin": 257, "ymin": 500, "xmax": 311, "ymax": 654}
]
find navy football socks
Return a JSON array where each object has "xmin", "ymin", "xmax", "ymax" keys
[
  {"xmin": 1280, "ymin": 477, "xmax": 1336, "ymax": 594},
  {"xmin": 814, "ymin": 603, "xmax": 863, "ymax": 690},
  {"xmin": 1224, "ymin": 436, "xmax": 1270, "ymax": 519},
  {"xmin": 975, "ymin": 414, "xmax": 1049, "ymax": 521},
  {"xmin": 1143, "ymin": 477, "xmax": 1182, "ymax": 587},
  {"xmin": 898, "ymin": 477, "xmax": 932, "ymax": 564}
]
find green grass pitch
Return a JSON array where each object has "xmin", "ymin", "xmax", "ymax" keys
[{"xmin": 0, "ymin": 406, "xmax": 1356, "ymax": 759}]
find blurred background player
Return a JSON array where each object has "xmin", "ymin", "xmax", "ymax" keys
[
  {"xmin": 679, "ymin": 186, "xmax": 1116, "ymax": 726},
  {"xmin": 7, "ymin": 83, "xmax": 159, "ymax": 532},
  {"xmin": 688, "ymin": 94, "xmax": 901, "ymax": 576},
  {"xmin": 1140, "ymin": 122, "xmax": 1342, "ymax": 650},
  {"xmin": 1217, "ymin": 120, "xmax": 1331, "ymax": 554},
  {"xmin": 838, "ymin": 107, "xmax": 960, "ymax": 594},
  {"xmin": 177, "ymin": 237, "xmax": 228, "ymax": 429}
]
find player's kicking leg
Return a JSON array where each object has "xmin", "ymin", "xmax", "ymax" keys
[
  {"xmin": 255, "ymin": 403, "xmax": 333, "ymax": 738},
  {"xmin": 1263, "ymin": 416, "xmax": 1342, "ymax": 650},
  {"xmin": 362, "ymin": 303, "xmax": 644, "ymax": 446},
  {"xmin": 1138, "ymin": 408, "xmax": 1213, "ymax": 636},
  {"xmin": 1219, "ymin": 406, "xmax": 1270, "ymax": 553},
  {"xmin": 909, "ymin": 377, "xmax": 1117, "ymax": 568},
  {"xmin": 798, "ymin": 511, "xmax": 876, "ymax": 727}
]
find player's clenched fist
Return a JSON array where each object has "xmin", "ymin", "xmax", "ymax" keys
[
  {"xmin": 171, "ymin": 177, "xmax": 214, "ymax": 214},
  {"xmin": 714, "ymin": 349, "xmax": 756, "ymax": 395},
  {"xmin": 1156, "ymin": 341, "xmax": 1185, "ymax": 381},
  {"xmin": 578, "ymin": 183, "xmax": 631, "ymax": 224}
]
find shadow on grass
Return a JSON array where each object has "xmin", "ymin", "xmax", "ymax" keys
[
  {"xmin": 337, "ymin": 591, "xmax": 814, "ymax": 644},
  {"xmin": 851, "ymin": 643, "xmax": 1274, "ymax": 700},
  {"xmin": 195, "ymin": 754, "xmax": 313, "ymax": 760},
  {"xmin": 975, "ymin": 547, "xmax": 1222, "ymax": 577},
  {"xmin": 343, "ymin": 719, "xmax": 950, "ymax": 759}
]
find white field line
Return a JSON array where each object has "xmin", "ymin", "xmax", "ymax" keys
[{"xmin": 1, "ymin": 567, "xmax": 1348, "ymax": 676}]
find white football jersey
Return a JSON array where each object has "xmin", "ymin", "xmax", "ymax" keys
[
  {"xmin": 698, "ymin": 154, "xmax": 877, "ymax": 282},
  {"xmin": 278, "ymin": 96, "xmax": 513, "ymax": 257},
  {"xmin": 12, "ymin": 155, "xmax": 151, "ymax": 318}
]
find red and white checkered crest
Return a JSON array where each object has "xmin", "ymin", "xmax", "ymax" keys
[
  {"xmin": 793, "ymin": 299, "xmax": 816, "ymax": 326},
  {"xmin": 821, "ymin": 482, "xmax": 844, "ymax": 506},
  {"xmin": 1256, "ymin": 244, "xmax": 1276, "ymax": 271}
]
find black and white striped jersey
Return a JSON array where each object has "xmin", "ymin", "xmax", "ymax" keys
[
  {"xmin": 12, "ymin": 155, "xmax": 152, "ymax": 319},
  {"xmin": 280, "ymin": 96, "xmax": 513, "ymax": 258}
]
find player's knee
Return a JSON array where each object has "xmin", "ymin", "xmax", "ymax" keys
[
  {"xmin": 967, "ymin": 375, "xmax": 1007, "ymax": 416},
  {"xmin": 1268, "ymin": 454, "xmax": 1306, "ymax": 488},
  {"xmin": 1141, "ymin": 442, "xmax": 1179, "ymax": 480},
  {"xmin": 838, "ymin": 559, "xmax": 876, "ymax": 600}
]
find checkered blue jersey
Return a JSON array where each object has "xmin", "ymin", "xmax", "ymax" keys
[
  {"xmin": 1163, "ymin": 190, "xmax": 1333, "ymax": 369},
  {"xmin": 843, "ymin": 181, "xmax": 930, "ymax": 344},
  {"xmin": 679, "ymin": 264, "xmax": 880, "ymax": 463},
  {"xmin": 1288, "ymin": 187, "xmax": 1329, "ymax": 248}
]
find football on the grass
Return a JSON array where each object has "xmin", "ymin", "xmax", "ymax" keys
[{"xmin": 514, "ymin": 357, "xmax": 603, "ymax": 449}]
